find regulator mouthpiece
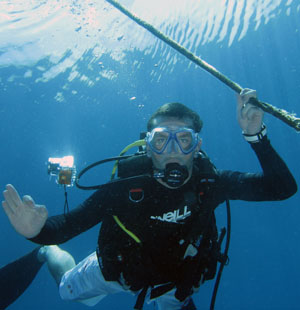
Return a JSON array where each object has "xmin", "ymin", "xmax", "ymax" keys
[{"xmin": 154, "ymin": 163, "xmax": 189, "ymax": 188}]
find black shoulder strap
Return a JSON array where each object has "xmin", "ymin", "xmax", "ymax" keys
[
  {"xmin": 193, "ymin": 150, "xmax": 218, "ymax": 178},
  {"xmin": 117, "ymin": 153, "xmax": 152, "ymax": 178}
]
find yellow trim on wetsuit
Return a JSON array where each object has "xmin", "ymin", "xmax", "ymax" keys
[
  {"xmin": 113, "ymin": 215, "xmax": 142, "ymax": 243},
  {"xmin": 111, "ymin": 139, "xmax": 146, "ymax": 244}
]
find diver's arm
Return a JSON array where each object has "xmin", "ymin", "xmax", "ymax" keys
[
  {"xmin": 29, "ymin": 189, "xmax": 105, "ymax": 245},
  {"xmin": 218, "ymin": 136, "xmax": 297, "ymax": 201},
  {"xmin": 216, "ymin": 88, "xmax": 297, "ymax": 201}
]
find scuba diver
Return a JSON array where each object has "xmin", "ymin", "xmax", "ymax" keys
[{"xmin": 2, "ymin": 89, "xmax": 297, "ymax": 310}]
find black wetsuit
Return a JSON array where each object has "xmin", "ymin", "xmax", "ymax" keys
[
  {"xmin": 0, "ymin": 247, "xmax": 44, "ymax": 310},
  {"xmin": 30, "ymin": 137, "xmax": 297, "ymax": 298}
]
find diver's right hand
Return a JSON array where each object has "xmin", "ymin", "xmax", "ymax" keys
[{"xmin": 2, "ymin": 184, "xmax": 48, "ymax": 238}]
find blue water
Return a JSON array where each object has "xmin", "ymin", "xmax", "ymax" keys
[{"xmin": 0, "ymin": 1, "xmax": 300, "ymax": 309}]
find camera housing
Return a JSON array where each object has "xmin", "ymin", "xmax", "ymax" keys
[{"xmin": 47, "ymin": 156, "xmax": 76, "ymax": 187}]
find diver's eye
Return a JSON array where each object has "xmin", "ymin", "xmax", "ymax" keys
[
  {"xmin": 153, "ymin": 133, "xmax": 168, "ymax": 150},
  {"xmin": 179, "ymin": 138, "xmax": 190, "ymax": 145},
  {"xmin": 177, "ymin": 133, "xmax": 192, "ymax": 147}
]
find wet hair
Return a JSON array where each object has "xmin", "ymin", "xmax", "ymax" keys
[{"xmin": 147, "ymin": 102, "xmax": 203, "ymax": 133}]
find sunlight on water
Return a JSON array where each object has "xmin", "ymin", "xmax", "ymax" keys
[{"xmin": 0, "ymin": 0, "xmax": 296, "ymax": 83}]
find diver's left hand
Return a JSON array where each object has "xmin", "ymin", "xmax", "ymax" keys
[{"xmin": 237, "ymin": 88, "xmax": 264, "ymax": 135}]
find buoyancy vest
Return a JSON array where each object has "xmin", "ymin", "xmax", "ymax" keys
[{"xmin": 97, "ymin": 151, "xmax": 224, "ymax": 307}]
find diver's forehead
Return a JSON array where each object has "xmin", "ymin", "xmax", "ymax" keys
[{"xmin": 152, "ymin": 117, "xmax": 193, "ymax": 130}]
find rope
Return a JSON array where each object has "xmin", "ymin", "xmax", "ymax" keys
[{"xmin": 106, "ymin": 0, "xmax": 300, "ymax": 132}]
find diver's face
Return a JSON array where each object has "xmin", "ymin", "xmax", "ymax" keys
[{"xmin": 147, "ymin": 117, "xmax": 202, "ymax": 183}]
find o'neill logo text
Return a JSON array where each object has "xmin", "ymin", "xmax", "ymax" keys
[{"xmin": 150, "ymin": 206, "xmax": 191, "ymax": 223}]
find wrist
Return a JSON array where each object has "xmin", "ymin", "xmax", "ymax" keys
[{"xmin": 242, "ymin": 124, "xmax": 267, "ymax": 143}]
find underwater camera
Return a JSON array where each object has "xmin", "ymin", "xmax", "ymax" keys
[{"xmin": 47, "ymin": 156, "xmax": 76, "ymax": 187}]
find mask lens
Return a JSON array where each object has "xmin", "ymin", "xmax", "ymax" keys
[
  {"xmin": 150, "ymin": 130, "xmax": 170, "ymax": 152},
  {"xmin": 175, "ymin": 131, "xmax": 194, "ymax": 152}
]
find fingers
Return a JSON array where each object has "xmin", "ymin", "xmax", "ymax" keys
[
  {"xmin": 3, "ymin": 184, "xmax": 22, "ymax": 214},
  {"xmin": 3, "ymin": 184, "xmax": 35, "ymax": 214},
  {"xmin": 36, "ymin": 204, "xmax": 48, "ymax": 220},
  {"xmin": 240, "ymin": 102, "xmax": 260, "ymax": 120},
  {"xmin": 23, "ymin": 195, "xmax": 35, "ymax": 208},
  {"xmin": 5, "ymin": 184, "xmax": 22, "ymax": 204},
  {"xmin": 237, "ymin": 88, "xmax": 260, "ymax": 118},
  {"xmin": 2, "ymin": 200, "xmax": 15, "ymax": 218},
  {"xmin": 240, "ymin": 88, "xmax": 256, "ymax": 97},
  {"xmin": 237, "ymin": 89, "xmax": 257, "ymax": 107}
]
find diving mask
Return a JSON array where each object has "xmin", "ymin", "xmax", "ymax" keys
[{"xmin": 146, "ymin": 127, "xmax": 199, "ymax": 155}]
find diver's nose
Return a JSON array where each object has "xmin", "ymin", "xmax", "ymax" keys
[{"xmin": 167, "ymin": 139, "xmax": 180, "ymax": 154}]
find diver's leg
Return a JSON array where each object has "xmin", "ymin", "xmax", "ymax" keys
[
  {"xmin": 0, "ymin": 246, "xmax": 44, "ymax": 309},
  {"xmin": 59, "ymin": 252, "xmax": 126, "ymax": 306},
  {"xmin": 38, "ymin": 245, "xmax": 76, "ymax": 285},
  {"xmin": 155, "ymin": 289, "xmax": 197, "ymax": 310},
  {"xmin": 181, "ymin": 297, "xmax": 197, "ymax": 310}
]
